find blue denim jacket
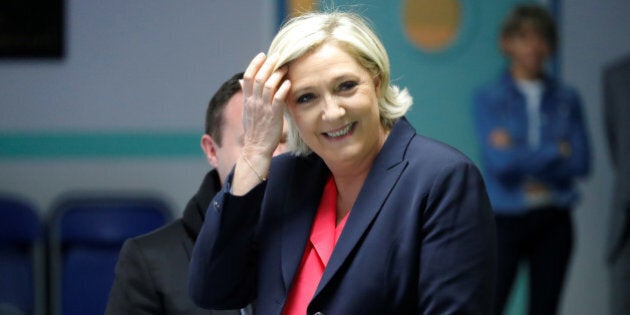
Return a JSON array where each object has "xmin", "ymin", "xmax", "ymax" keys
[{"xmin": 473, "ymin": 71, "xmax": 591, "ymax": 214}]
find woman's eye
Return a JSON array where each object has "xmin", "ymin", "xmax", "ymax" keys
[
  {"xmin": 338, "ymin": 81, "xmax": 358, "ymax": 91},
  {"xmin": 296, "ymin": 93, "xmax": 315, "ymax": 104}
]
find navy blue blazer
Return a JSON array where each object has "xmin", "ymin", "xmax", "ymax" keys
[{"xmin": 189, "ymin": 118, "xmax": 496, "ymax": 315}]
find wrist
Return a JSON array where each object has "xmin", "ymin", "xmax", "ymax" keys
[{"xmin": 242, "ymin": 155, "xmax": 268, "ymax": 182}]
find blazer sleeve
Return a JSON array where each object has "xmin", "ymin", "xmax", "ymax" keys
[
  {"xmin": 419, "ymin": 160, "xmax": 497, "ymax": 314},
  {"xmin": 105, "ymin": 239, "xmax": 161, "ymax": 315},
  {"xmin": 189, "ymin": 179, "xmax": 266, "ymax": 310}
]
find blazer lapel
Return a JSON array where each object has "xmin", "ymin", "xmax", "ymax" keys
[
  {"xmin": 314, "ymin": 118, "xmax": 415, "ymax": 296},
  {"xmin": 280, "ymin": 156, "xmax": 330, "ymax": 293}
]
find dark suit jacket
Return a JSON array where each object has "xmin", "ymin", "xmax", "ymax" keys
[
  {"xmin": 190, "ymin": 118, "xmax": 496, "ymax": 315},
  {"xmin": 603, "ymin": 54, "xmax": 630, "ymax": 263},
  {"xmin": 106, "ymin": 171, "xmax": 241, "ymax": 315}
]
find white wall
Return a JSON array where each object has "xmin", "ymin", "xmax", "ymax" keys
[
  {"xmin": 1, "ymin": 0, "xmax": 275, "ymax": 131},
  {"xmin": 0, "ymin": 0, "xmax": 275, "ymax": 216}
]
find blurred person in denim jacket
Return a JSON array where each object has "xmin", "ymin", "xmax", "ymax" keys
[{"xmin": 472, "ymin": 4, "xmax": 591, "ymax": 315}]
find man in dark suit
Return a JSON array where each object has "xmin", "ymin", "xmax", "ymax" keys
[
  {"xmin": 105, "ymin": 72, "xmax": 286, "ymax": 314},
  {"xmin": 603, "ymin": 54, "xmax": 630, "ymax": 315}
]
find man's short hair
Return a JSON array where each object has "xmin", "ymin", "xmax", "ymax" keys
[{"xmin": 204, "ymin": 72, "xmax": 244, "ymax": 146}]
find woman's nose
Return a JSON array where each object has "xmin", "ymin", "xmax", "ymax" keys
[{"xmin": 321, "ymin": 96, "xmax": 345, "ymax": 121}]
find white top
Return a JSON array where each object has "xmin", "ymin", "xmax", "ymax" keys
[{"xmin": 516, "ymin": 79, "xmax": 544, "ymax": 147}]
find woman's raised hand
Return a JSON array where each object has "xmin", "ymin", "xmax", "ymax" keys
[
  {"xmin": 232, "ymin": 53, "xmax": 291, "ymax": 195},
  {"xmin": 241, "ymin": 53, "xmax": 291, "ymax": 157}
]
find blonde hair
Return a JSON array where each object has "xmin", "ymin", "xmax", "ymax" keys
[{"xmin": 269, "ymin": 11, "xmax": 413, "ymax": 156}]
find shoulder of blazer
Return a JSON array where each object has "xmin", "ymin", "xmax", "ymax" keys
[{"xmin": 265, "ymin": 152, "xmax": 329, "ymax": 201}]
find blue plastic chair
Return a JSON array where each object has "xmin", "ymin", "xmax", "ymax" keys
[
  {"xmin": 0, "ymin": 195, "xmax": 45, "ymax": 315},
  {"xmin": 48, "ymin": 194, "xmax": 172, "ymax": 315}
]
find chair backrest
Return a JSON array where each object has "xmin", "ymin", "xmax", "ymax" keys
[
  {"xmin": 48, "ymin": 194, "xmax": 172, "ymax": 315},
  {"xmin": 0, "ymin": 195, "xmax": 45, "ymax": 315}
]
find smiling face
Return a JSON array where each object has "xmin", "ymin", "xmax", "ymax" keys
[{"xmin": 285, "ymin": 42, "xmax": 388, "ymax": 169}]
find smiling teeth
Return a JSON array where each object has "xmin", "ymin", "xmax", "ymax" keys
[{"xmin": 326, "ymin": 124, "xmax": 352, "ymax": 138}]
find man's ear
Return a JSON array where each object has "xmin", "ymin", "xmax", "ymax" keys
[{"xmin": 201, "ymin": 134, "xmax": 219, "ymax": 169}]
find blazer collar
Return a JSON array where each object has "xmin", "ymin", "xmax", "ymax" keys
[
  {"xmin": 280, "ymin": 154, "xmax": 330, "ymax": 292},
  {"xmin": 278, "ymin": 117, "xmax": 416, "ymax": 296},
  {"xmin": 315, "ymin": 117, "xmax": 414, "ymax": 297}
]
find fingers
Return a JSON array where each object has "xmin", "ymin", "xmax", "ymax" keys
[
  {"xmin": 253, "ymin": 54, "xmax": 279, "ymax": 97},
  {"xmin": 273, "ymin": 79, "xmax": 291, "ymax": 110},
  {"xmin": 242, "ymin": 52, "xmax": 266, "ymax": 96},
  {"xmin": 263, "ymin": 66, "xmax": 288, "ymax": 104},
  {"xmin": 240, "ymin": 53, "xmax": 290, "ymax": 157},
  {"xmin": 243, "ymin": 53, "xmax": 288, "ymax": 103}
]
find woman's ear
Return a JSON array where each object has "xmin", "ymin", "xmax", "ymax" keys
[{"xmin": 373, "ymin": 75, "xmax": 382, "ymax": 97}]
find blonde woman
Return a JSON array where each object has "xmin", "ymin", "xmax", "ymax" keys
[{"xmin": 191, "ymin": 11, "xmax": 496, "ymax": 315}]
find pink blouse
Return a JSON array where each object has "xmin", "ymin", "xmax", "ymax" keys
[{"xmin": 282, "ymin": 176, "xmax": 350, "ymax": 315}]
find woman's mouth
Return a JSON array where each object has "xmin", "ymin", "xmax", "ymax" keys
[{"xmin": 323, "ymin": 122, "xmax": 355, "ymax": 139}]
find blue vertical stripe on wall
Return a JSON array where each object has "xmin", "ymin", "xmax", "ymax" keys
[{"xmin": 276, "ymin": 0, "xmax": 288, "ymax": 28}]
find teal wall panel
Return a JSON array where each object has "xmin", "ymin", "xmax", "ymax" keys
[{"xmin": 0, "ymin": 131, "xmax": 200, "ymax": 159}]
